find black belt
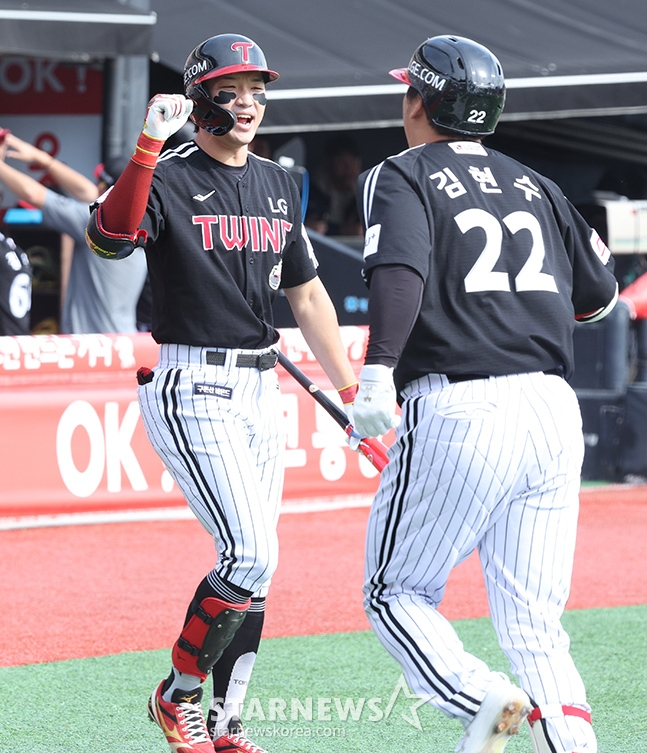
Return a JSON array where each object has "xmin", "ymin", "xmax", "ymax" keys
[
  {"xmin": 205, "ymin": 350, "xmax": 279, "ymax": 371},
  {"xmin": 446, "ymin": 367, "xmax": 563, "ymax": 384}
]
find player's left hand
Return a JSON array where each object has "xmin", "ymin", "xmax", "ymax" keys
[{"xmin": 353, "ymin": 364, "xmax": 399, "ymax": 438}]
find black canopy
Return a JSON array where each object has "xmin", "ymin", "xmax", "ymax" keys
[
  {"xmin": 0, "ymin": 0, "xmax": 156, "ymax": 60},
  {"xmin": 149, "ymin": 0, "xmax": 647, "ymax": 133}
]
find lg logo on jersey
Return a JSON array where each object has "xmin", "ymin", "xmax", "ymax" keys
[{"xmin": 268, "ymin": 197, "xmax": 288, "ymax": 215}]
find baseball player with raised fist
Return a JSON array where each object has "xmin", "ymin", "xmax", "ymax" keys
[
  {"xmin": 86, "ymin": 33, "xmax": 357, "ymax": 753},
  {"xmin": 353, "ymin": 35, "xmax": 618, "ymax": 753}
]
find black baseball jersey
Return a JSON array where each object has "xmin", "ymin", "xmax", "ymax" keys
[
  {"xmin": 140, "ymin": 143, "xmax": 318, "ymax": 348},
  {"xmin": 0, "ymin": 231, "xmax": 31, "ymax": 336},
  {"xmin": 358, "ymin": 140, "xmax": 618, "ymax": 391}
]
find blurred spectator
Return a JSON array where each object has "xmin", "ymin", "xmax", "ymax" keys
[
  {"xmin": 0, "ymin": 229, "xmax": 31, "ymax": 335},
  {"xmin": 0, "ymin": 130, "xmax": 147, "ymax": 334},
  {"xmin": 305, "ymin": 134, "xmax": 363, "ymax": 236}
]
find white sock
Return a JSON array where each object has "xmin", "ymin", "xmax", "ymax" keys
[
  {"xmin": 162, "ymin": 668, "xmax": 203, "ymax": 702},
  {"xmin": 211, "ymin": 652, "xmax": 257, "ymax": 737}
]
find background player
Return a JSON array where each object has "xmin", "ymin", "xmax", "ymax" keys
[
  {"xmin": 352, "ymin": 35, "xmax": 618, "ymax": 753},
  {"xmin": 86, "ymin": 33, "xmax": 358, "ymax": 753},
  {"xmin": 0, "ymin": 230, "xmax": 31, "ymax": 335},
  {"xmin": 0, "ymin": 131, "xmax": 146, "ymax": 334}
]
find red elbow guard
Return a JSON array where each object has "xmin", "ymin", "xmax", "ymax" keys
[{"xmin": 85, "ymin": 203, "xmax": 148, "ymax": 260}]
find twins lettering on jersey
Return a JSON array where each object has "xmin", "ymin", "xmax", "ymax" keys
[{"xmin": 192, "ymin": 214, "xmax": 293, "ymax": 253}]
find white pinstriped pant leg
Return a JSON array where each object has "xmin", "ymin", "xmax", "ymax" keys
[
  {"xmin": 481, "ymin": 375, "xmax": 596, "ymax": 751},
  {"xmin": 364, "ymin": 373, "xmax": 595, "ymax": 750},
  {"xmin": 138, "ymin": 345, "xmax": 285, "ymax": 598},
  {"xmin": 364, "ymin": 374, "xmax": 513, "ymax": 721}
]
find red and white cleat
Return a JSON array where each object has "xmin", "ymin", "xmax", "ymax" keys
[
  {"xmin": 212, "ymin": 716, "xmax": 269, "ymax": 753},
  {"xmin": 148, "ymin": 680, "xmax": 214, "ymax": 753}
]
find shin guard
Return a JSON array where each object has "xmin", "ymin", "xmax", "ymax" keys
[{"xmin": 172, "ymin": 597, "xmax": 250, "ymax": 681}]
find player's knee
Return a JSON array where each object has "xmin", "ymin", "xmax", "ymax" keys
[
  {"xmin": 362, "ymin": 587, "xmax": 382, "ymax": 620},
  {"xmin": 225, "ymin": 541, "xmax": 278, "ymax": 593},
  {"xmin": 245, "ymin": 546, "xmax": 279, "ymax": 588}
]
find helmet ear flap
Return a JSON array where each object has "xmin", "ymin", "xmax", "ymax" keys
[{"xmin": 187, "ymin": 83, "xmax": 237, "ymax": 136}]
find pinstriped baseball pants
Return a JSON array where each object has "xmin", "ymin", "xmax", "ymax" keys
[
  {"xmin": 138, "ymin": 343, "xmax": 285, "ymax": 598},
  {"xmin": 364, "ymin": 372, "xmax": 596, "ymax": 752}
]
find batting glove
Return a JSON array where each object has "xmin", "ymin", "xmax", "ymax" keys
[
  {"xmin": 142, "ymin": 94, "xmax": 193, "ymax": 141},
  {"xmin": 353, "ymin": 364, "xmax": 399, "ymax": 438},
  {"xmin": 133, "ymin": 95, "xmax": 194, "ymax": 169}
]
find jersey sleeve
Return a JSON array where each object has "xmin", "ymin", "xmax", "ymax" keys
[
  {"xmin": 358, "ymin": 156, "xmax": 431, "ymax": 282},
  {"xmin": 280, "ymin": 224, "xmax": 318, "ymax": 288},
  {"xmin": 277, "ymin": 173, "xmax": 319, "ymax": 289},
  {"xmin": 563, "ymin": 198, "xmax": 618, "ymax": 320}
]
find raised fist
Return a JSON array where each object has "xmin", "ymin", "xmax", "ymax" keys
[{"xmin": 142, "ymin": 94, "xmax": 194, "ymax": 141}]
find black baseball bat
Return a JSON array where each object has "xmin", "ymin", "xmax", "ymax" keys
[{"xmin": 277, "ymin": 351, "xmax": 389, "ymax": 472}]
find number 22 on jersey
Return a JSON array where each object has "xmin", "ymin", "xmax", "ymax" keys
[{"xmin": 456, "ymin": 208, "xmax": 559, "ymax": 294}]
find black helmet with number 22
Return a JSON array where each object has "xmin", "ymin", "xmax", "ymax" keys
[
  {"xmin": 390, "ymin": 35, "xmax": 505, "ymax": 137},
  {"xmin": 184, "ymin": 33, "xmax": 279, "ymax": 136}
]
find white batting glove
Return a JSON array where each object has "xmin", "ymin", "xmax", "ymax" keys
[
  {"xmin": 353, "ymin": 364, "xmax": 399, "ymax": 438},
  {"xmin": 142, "ymin": 94, "xmax": 193, "ymax": 141}
]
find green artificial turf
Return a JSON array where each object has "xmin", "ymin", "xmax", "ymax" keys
[{"xmin": 1, "ymin": 605, "xmax": 645, "ymax": 752}]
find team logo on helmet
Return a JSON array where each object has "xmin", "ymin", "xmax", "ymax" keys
[{"xmin": 231, "ymin": 41, "xmax": 253, "ymax": 63}]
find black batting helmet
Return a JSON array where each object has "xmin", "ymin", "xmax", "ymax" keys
[
  {"xmin": 390, "ymin": 35, "xmax": 505, "ymax": 137},
  {"xmin": 184, "ymin": 34, "xmax": 279, "ymax": 136}
]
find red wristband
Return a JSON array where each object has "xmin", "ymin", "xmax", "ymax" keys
[
  {"xmin": 338, "ymin": 382, "xmax": 359, "ymax": 405},
  {"xmin": 131, "ymin": 132, "xmax": 165, "ymax": 169}
]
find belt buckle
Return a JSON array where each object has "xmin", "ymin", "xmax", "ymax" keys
[{"xmin": 257, "ymin": 351, "xmax": 278, "ymax": 371}]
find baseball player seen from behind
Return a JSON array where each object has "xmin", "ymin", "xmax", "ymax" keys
[
  {"xmin": 352, "ymin": 35, "xmax": 618, "ymax": 753},
  {"xmin": 86, "ymin": 33, "xmax": 358, "ymax": 753}
]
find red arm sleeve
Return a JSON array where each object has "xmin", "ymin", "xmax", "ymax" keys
[{"xmin": 99, "ymin": 158, "xmax": 155, "ymax": 235}]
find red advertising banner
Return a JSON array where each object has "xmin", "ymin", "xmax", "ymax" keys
[
  {"xmin": 0, "ymin": 59, "xmax": 103, "ymax": 116},
  {"xmin": 0, "ymin": 328, "xmax": 391, "ymax": 517}
]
